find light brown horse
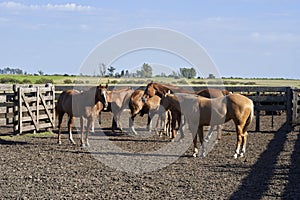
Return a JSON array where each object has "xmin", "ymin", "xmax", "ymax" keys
[
  {"xmin": 126, "ymin": 90, "xmax": 163, "ymax": 135},
  {"xmin": 104, "ymin": 87, "xmax": 135, "ymax": 132},
  {"xmin": 56, "ymin": 85, "xmax": 108, "ymax": 146},
  {"xmin": 159, "ymin": 93, "xmax": 254, "ymax": 158},
  {"xmin": 143, "ymin": 82, "xmax": 230, "ymax": 139}
]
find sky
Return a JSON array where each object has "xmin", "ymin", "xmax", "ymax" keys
[{"xmin": 0, "ymin": 0, "xmax": 299, "ymax": 78}]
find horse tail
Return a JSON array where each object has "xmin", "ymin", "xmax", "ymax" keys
[{"xmin": 243, "ymin": 100, "xmax": 254, "ymax": 133}]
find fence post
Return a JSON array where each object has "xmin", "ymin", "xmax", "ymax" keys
[
  {"xmin": 18, "ymin": 87, "xmax": 22, "ymax": 134},
  {"xmin": 292, "ymin": 88, "xmax": 299, "ymax": 126},
  {"xmin": 286, "ymin": 87, "xmax": 292, "ymax": 129},
  {"xmin": 255, "ymin": 91, "xmax": 260, "ymax": 132},
  {"xmin": 13, "ymin": 84, "xmax": 18, "ymax": 134}
]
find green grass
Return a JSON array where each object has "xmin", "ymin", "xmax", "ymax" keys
[
  {"xmin": 0, "ymin": 131, "xmax": 54, "ymax": 140},
  {"xmin": 1, "ymin": 74, "xmax": 300, "ymax": 87}
]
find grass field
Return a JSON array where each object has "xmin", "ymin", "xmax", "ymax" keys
[{"xmin": 1, "ymin": 74, "xmax": 300, "ymax": 87}]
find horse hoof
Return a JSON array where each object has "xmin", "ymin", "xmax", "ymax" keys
[
  {"xmin": 193, "ymin": 153, "xmax": 197, "ymax": 158},
  {"xmin": 69, "ymin": 140, "xmax": 76, "ymax": 145},
  {"xmin": 233, "ymin": 154, "xmax": 238, "ymax": 159},
  {"xmin": 81, "ymin": 143, "xmax": 86, "ymax": 148},
  {"xmin": 57, "ymin": 141, "xmax": 62, "ymax": 145},
  {"xmin": 239, "ymin": 153, "xmax": 244, "ymax": 158}
]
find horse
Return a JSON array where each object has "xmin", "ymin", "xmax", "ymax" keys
[
  {"xmin": 143, "ymin": 81, "xmax": 193, "ymax": 99},
  {"xmin": 125, "ymin": 90, "xmax": 164, "ymax": 135},
  {"xmin": 159, "ymin": 93, "xmax": 254, "ymax": 159},
  {"xmin": 195, "ymin": 88, "xmax": 231, "ymax": 141},
  {"xmin": 104, "ymin": 87, "xmax": 135, "ymax": 132},
  {"xmin": 143, "ymin": 82, "xmax": 230, "ymax": 139},
  {"xmin": 56, "ymin": 84, "xmax": 108, "ymax": 147}
]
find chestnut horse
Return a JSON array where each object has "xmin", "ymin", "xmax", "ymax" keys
[
  {"xmin": 56, "ymin": 85, "xmax": 108, "ymax": 146},
  {"xmin": 159, "ymin": 93, "xmax": 254, "ymax": 158},
  {"xmin": 124, "ymin": 89, "xmax": 163, "ymax": 135},
  {"xmin": 104, "ymin": 87, "xmax": 135, "ymax": 132},
  {"xmin": 143, "ymin": 82, "xmax": 230, "ymax": 139}
]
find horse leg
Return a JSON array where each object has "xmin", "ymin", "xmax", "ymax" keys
[
  {"xmin": 85, "ymin": 118, "xmax": 92, "ymax": 147},
  {"xmin": 204, "ymin": 125, "xmax": 215, "ymax": 142},
  {"xmin": 111, "ymin": 114, "xmax": 118, "ymax": 132},
  {"xmin": 129, "ymin": 114, "xmax": 138, "ymax": 135},
  {"xmin": 146, "ymin": 113, "xmax": 152, "ymax": 132},
  {"xmin": 171, "ymin": 114, "xmax": 177, "ymax": 140},
  {"xmin": 217, "ymin": 125, "xmax": 222, "ymax": 141},
  {"xmin": 234, "ymin": 125, "xmax": 243, "ymax": 159},
  {"xmin": 239, "ymin": 131, "xmax": 248, "ymax": 158},
  {"xmin": 80, "ymin": 117, "xmax": 86, "ymax": 147},
  {"xmin": 57, "ymin": 114, "xmax": 64, "ymax": 144},
  {"xmin": 193, "ymin": 133, "xmax": 198, "ymax": 157},
  {"xmin": 68, "ymin": 116, "xmax": 76, "ymax": 145}
]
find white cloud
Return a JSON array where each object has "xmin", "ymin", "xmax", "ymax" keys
[
  {"xmin": 250, "ymin": 32, "xmax": 300, "ymax": 42},
  {"xmin": 0, "ymin": 1, "xmax": 94, "ymax": 12}
]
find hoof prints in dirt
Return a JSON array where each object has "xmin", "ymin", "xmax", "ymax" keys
[{"xmin": 1, "ymin": 114, "xmax": 300, "ymax": 199}]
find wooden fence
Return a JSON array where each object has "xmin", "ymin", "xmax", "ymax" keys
[
  {"xmin": 55, "ymin": 85, "xmax": 297, "ymax": 132},
  {"xmin": 0, "ymin": 84, "xmax": 55, "ymax": 134},
  {"xmin": 1, "ymin": 84, "xmax": 299, "ymax": 134}
]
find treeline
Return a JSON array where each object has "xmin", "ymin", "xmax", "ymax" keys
[
  {"xmin": 0, "ymin": 77, "xmax": 53, "ymax": 84},
  {"xmin": 0, "ymin": 67, "xmax": 24, "ymax": 75}
]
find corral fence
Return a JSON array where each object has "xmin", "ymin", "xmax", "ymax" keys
[
  {"xmin": 55, "ymin": 85, "xmax": 300, "ymax": 132},
  {"xmin": 1, "ymin": 84, "xmax": 300, "ymax": 134},
  {"xmin": 0, "ymin": 84, "xmax": 55, "ymax": 134}
]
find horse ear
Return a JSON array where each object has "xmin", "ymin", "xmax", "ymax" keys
[{"xmin": 105, "ymin": 83, "xmax": 108, "ymax": 88}]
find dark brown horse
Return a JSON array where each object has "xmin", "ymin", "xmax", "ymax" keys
[
  {"xmin": 159, "ymin": 93, "xmax": 254, "ymax": 158},
  {"xmin": 56, "ymin": 85, "xmax": 108, "ymax": 146}
]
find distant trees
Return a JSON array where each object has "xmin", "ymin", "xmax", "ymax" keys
[
  {"xmin": 179, "ymin": 67, "xmax": 196, "ymax": 79},
  {"xmin": 0, "ymin": 67, "xmax": 23, "ymax": 75}
]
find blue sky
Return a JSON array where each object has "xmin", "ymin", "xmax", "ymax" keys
[{"xmin": 0, "ymin": 0, "xmax": 299, "ymax": 78}]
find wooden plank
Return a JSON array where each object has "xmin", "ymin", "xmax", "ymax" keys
[
  {"xmin": 256, "ymin": 105, "xmax": 287, "ymax": 111},
  {"xmin": 248, "ymin": 95, "xmax": 287, "ymax": 102},
  {"xmin": 39, "ymin": 92, "xmax": 54, "ymax": 126},
  {"xmin": 21, "ymin": 91, "xmax": 39, "ymax": 131},
  {"xmin": 21, "ymin": 114, "xmax": 53, "ymax": 122}
]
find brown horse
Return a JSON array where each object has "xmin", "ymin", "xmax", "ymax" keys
[
  {"xmin": 159, "ymin": 93, "xmax": 254, "ymax": 158},
  {"xmin": 195, "ymin": 88, "xmax": 231, "ymax": 141},
  {"xmin": 104, "ymin": 87, "xmax": 135, "ymax": 132},
  {"xmin": 143, "ymin": 82, "xmax": 230, "ymax": 139},
  {"xmin": 56, "ymin": 85, "xmax": 108, "ymax": 146},
  {"xmin": 143, "ymin": 81, "xmax": 193, "ymax": 99},
  {"xmin": 126, "ymin": 90, "xmax": 163, "ymax": 135}
]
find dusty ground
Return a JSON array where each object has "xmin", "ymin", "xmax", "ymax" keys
[{"xmin": 0, "ymin": 112, "xmax": 300, "ymax": 199}]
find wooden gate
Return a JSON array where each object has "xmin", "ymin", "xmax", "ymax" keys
[{"xmin": 13, "ymin": 84, "xmax": 55, "ymax": 134}]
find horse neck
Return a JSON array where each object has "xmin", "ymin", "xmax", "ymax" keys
[{"xmin": 77, "ymin": 88, "xmax": 96, "ymax": 106}]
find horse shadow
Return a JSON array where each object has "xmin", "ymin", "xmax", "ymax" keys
[
  {"xmin": 229, "ymin": 123, "xmax": 300, "ymax": 199},
  {"xmin": 0, "ymin": 138, "xmax": 28, "ymax": 145}
]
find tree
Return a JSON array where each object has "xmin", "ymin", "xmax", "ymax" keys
[
  {"xmin": 98, "ymin": 63, "xmax": 106, "ymax": 77},
  {"xmin": 38, "ymin": 70, "xmax": 44, "ymax": 76},
  {"xmin": 107, "ymin": 66, "xmax": 116, "ymax": 77},
  {"xmin": 141, "ymin": 63, "xmax": 152, "ymax": 78},
  {"xmin": 179, "ymin": 67, "xmax": 196, "ymax": 78},
  {"xmin": 208, "ymin": 73, "xmax": 216, "ymax": 79}
]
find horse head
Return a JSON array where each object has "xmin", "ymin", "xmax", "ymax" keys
[{"xmin": 96, "ymin": 84, "xmax": 109, "ymax": 110}]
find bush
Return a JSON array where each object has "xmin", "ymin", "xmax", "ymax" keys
[
  {"xmin": 63, "ymin": 79, "xmax": 73, "ymax": 84},
  {"xmin": 0, "ymin": 77, "xmax": 21, "ymax": 84},
  {"xmin": 22, "ymin": 79, "xmax": 32, "ymax": 84},
  {"xmin": 35, "ymin": 78, "xmax": 54, "ymax": 84},
  {"xmin": 73, "ymin": 80, "xmax": 84, "ymax": 84}
]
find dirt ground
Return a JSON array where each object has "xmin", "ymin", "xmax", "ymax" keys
[{"xmin": 1, "ymin": 112, "xmax": 300, "ymax": 199}]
